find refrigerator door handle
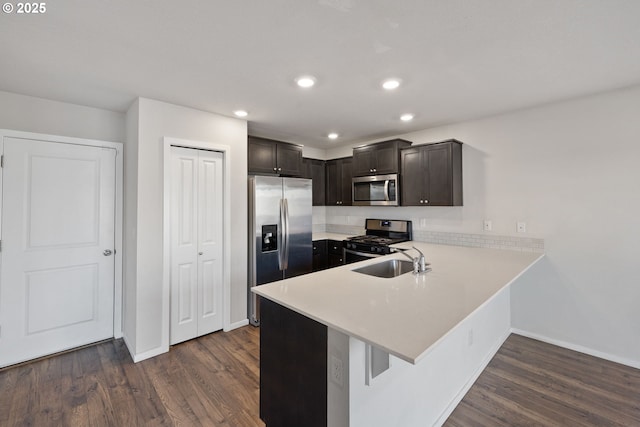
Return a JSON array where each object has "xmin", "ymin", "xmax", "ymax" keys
[
  {"xmin": 278, "ymin": 198, "xmax": 285, "ymax": 270},
  {"xmin": 283, "ymin": 198, "xmax": 290, "ymax": 270}
]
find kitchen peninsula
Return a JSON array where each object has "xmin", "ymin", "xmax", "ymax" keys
[{"xmin": 253, "ymin": 242, "xmax": 543, "ymax": 427}]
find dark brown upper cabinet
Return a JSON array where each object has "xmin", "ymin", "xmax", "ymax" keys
[
  {"xmin": 248, "ymin": 136, "xmax": 304, "ymax": 176},
  {"xmin": 303, "ymin": 158, "xmax": 326, "ymax": 206},
  {"xmin": 352, "ymin": 139, "xmax": 412, "ymax": 177},
  {"xmin": 325, "ymin": 157, "xmax": 353, "ymax": 206},
  {"xmin": 400, "ymin": 139, "xmax": 463, "ymax": 206}
]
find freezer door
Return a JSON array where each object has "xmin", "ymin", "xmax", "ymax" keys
[
  {"xmin": 282, "ymin": 178, "xmax": 313, "ymax": 279},
  {"xmin": 250, "ymin": 176, "xmax": 284, "ymax": 286}
]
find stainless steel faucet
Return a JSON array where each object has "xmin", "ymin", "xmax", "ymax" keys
[{"xmin": 399, "ymin": 246, "xmax": 431, "ymax": 274}]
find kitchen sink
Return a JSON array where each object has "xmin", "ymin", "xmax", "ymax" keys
[{"xmin": 352, "ymin": 259, "xmax": 414, "ymax": 278}]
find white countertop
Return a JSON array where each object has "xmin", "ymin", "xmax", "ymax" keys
[
  {"xmin": 312, "ymin": 232, "xmax": 357, "ymax": 241},
  {"xmin": 252, "ymin": 242, "xmax": 544, "ymax": 364}
]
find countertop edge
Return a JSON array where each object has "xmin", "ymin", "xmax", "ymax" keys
[{"xmin": 252, "ymin": 248, "xmax": 546, "ymax": 365}]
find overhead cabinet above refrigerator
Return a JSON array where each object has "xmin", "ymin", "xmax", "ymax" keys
[{"xmin": 248, "ymin": 176, "xmax": 312, "ymax": 325}]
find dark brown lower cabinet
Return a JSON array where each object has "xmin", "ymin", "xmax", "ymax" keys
[
  {"xmin": 327, "ymin": 240, "xmax": 344, "ymax": 267},
  {"xmin": 312, "ymin": 240, "xmax": 328, "ymax": 272},
  {"xmin": 260, "ymin": 297, "xmax": 327, "ymax": 427}
]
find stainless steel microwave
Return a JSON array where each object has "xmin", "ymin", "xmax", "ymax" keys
[{"xmin": 352, "ymin": 174, "xmax": 399, "ymax": 206}]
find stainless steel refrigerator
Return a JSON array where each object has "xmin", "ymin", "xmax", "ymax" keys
[{"xmin": 248, "ymin": 176, "xmax": 312, "ymax": 326}]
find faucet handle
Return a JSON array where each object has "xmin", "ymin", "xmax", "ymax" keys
[{"xmin": 412, "ymin": 246, "xmax": 430, "ymax": 273}]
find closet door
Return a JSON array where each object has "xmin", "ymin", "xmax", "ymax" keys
[{"xmin": 170, "ymin": 147, "xmax": 223, "ymax": 345}]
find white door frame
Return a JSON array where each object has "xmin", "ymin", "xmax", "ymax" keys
[
  {"xmin": 162, "ymin": 137, "xmax": 231, "ymax": 348},
  {"xmin": 0, "ymin": 129, "xmax": 124, "ymax": 339}
]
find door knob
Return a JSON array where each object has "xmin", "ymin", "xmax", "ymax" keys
[{"xmin": 103, "ymin": 249, "xmax": 113, "ymax": 256}]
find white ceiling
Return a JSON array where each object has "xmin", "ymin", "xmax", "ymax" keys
[{"xmin": 2, "ymin": 0, "xmax": 640, "ymax": 148}]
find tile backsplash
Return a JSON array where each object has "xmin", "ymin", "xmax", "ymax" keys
[{"xmin": 318, "ymin": 223, "xmax": 544, "ymax": 253}]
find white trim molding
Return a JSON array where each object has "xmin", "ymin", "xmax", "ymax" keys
[
  {"xmin": 162, "ymin": 137, "xmax": 233, "ymax": 350},
  {"xmin": 511, "ymin": 328, "xmax": 640, "ymax": 370}
]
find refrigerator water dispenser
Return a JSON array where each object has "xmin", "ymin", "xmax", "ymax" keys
[{"xmin": 262, "ymin": 224, "xmax": 278, "ymax": 252}]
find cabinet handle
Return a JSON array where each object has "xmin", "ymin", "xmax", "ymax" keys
[
  {"xmin": 420, "ymin": 200, "xmax": 423, "ymax": 204},
  {"xmin": 373, "ymin": 168, "xmax": 377, "ymax": 172},
  {"xmin": 278, "ymin": 167, "xmax": 282, "ymax": 171},
  {"xmin": 424, "ymin": 199, "xmax": 429, "ymax": 204},
  {"xmin": 273, "ymin": 167, "xmax": 277, "ymax": 171}
]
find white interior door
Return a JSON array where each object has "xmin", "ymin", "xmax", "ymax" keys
[
  {"xmin": 170, "ymin": 146, "xmax": 223, "ymax": 345},
  {"xmin": 0, "ymin": 137, "xmax": 116, "ymax": 367}
]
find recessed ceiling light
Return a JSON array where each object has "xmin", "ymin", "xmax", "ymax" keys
[
  {"xmin": 400, "ymin": 113, "xmax": 414, "ymax": 122},
  {"xmin": 328, "ymin": 133, "xmax": 339, "ymax": 140},
  {"xmin": 296, "ymin": 76, "xmax": 316, "ymax": 88},
  {"xmin": 382, "ymin": 79, "xmax": 401, "ymax": 90},
  {"xmin": 234, "ymin": 110, "xmax": 248, "ymax": 117}
]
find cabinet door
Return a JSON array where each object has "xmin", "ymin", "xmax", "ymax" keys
[
  {"xmin": 424, "ymin": 144, "xmax": 453, "ymax": 206},
  {"xmin": 372, "ymin": 145, "xmax": 398, "ymax": 174},
  {"xmin": 312, "ymin": 240, "xmax": 328, "ymax": 272},
  {"xmin": 328, "ymin": 253, "xmax": 344, "ymax": 267},
  {"xmin": 309, "ymin": 159, "xmax": 326, "ymax": 206},
  {"xmin": 339, "ymin": 158, "xmax": 353, "ymax": 205},
  {"xmin": 325, "ymin": 160, "xmax": 339, "ymax": 205},
  {"xmin": 277, "ymin": 143, "xmax": 303, "ymax": 176},
  {"xmin": 400, "ymin": 147, "xmax": 424, "ymax": 206},
  {"xmin": 352, "ymin": 147, "xmax": 375, "ymax": 176},
  {"xmin": 248, "ymin": 137, "xmax": 277, "ymax": 174}
]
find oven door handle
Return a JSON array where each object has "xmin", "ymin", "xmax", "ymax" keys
[
  {"xmin": 344, "ymin": 248, "xmax": 385, "ymax": 258},
  {"xmin": 383, "ymin": 180, "xmax": 390, "ymax": 201}
]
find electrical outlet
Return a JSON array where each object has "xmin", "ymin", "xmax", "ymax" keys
[
  {"xmin": 517, "ymin": 222, "xmax": 527, "ymax": 233},
  {"xmin": 330, "ymin": 354, "xmax": 344, "ymax": 387},
  {"xmin": 483, "ymin": 220, "xmax": 492, "ymax": 231}
]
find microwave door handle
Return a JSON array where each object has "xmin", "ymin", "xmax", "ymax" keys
[{"xmin": 383, "ymin": 180, "xmax": 390, "ymax": 201}]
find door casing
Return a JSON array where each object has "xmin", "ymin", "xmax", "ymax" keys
[
  {"xmin": 0, "ymin": 129, "xmax": 124, "ymax": 340},
  {"xmin": 162, "ymin": 137, "xmax": 232, "ymax": 351}
]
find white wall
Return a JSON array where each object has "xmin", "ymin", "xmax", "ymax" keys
[
  {"xmin": 0, "ymin": 90, "xmax": 125, "ymax": 142},
  {"xmin": 323, "ymin": 86, "xmax": 640, "ymax": 366},
  {"xmin": 124, "ymin": 97, "xmax": 248, "ymax": 360},
  {"xmin": 338, "ymin": 287, "xmax": 512, "ymax": 427}
]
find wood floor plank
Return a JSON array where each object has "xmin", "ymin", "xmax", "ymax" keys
[
  {"xmin": 445, "ymin": 334, "xmax": 640, "ymax": 427},
  {"xmin": 2, "ymin": 328, "xmax": 637, "ymax": 427},
  {"xmin": 0, "ymin": 363, "xmax": 18, "ymax": 425},
  {"xmin": 491, "ymin": 352, "xmax": 640, "ymax": 425},
  {"xmin": 59, "ymin": 350, "xmax": 90, "ymax": 427}
]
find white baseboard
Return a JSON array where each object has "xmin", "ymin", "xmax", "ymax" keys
[
  {"xmin": 434, "ymin": 329, "xmax": 512, "ymax": 426},
  {"xmin": 122, "ymin": 335, "xmax": 169, "ymax": 364},
  {"xmin": 224, "ymin": 318, "xmax": 249, "ymax": 332},
  {"xmin": 511, "ymin": 328, "xmax": 640, "ymax": 370}
]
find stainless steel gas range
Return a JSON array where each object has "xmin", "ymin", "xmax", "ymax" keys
[{"xmin": 343, "ymin": 219, "xmax": 412, "ymax": 264}]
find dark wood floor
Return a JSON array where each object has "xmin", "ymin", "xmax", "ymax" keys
[
  {"xmin": 1, "ymin": 328, "xmax": 638, "ymax": 427},
  {"xmin": 445, "ymin": 334, "xmax": 640, "ymax": 427},
  {"xmin": 0, "ymin": 326, "xmax": 265, "ymax": 427}
]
